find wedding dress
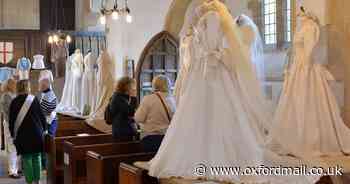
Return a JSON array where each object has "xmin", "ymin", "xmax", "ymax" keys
[
  {"xmin": 267, "ymin": 12, "xmax": 350, "ymax": 158},
  {"xmin": 57, "ymin": 54, "xmax": 75, "ymax": 112},
  {"xmin": 89, "ymin": 50, "xmax": 115, "ymax": 120},
  {"xmin": 70, "ymin": 49, "xmax": 84, "ymax": 112},
  {"xmin": 149, "ymin": 1, "xmax": 320, "ymax": 183},
  {"xmin": 32, "ymin": 55, "xmax": 45, "ymax": 70},
  {"xmin": 80, "ymin": 52, "xmax": 97, "ymax": 115}
]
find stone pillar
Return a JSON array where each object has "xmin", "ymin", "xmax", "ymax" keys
[{"xmin": 342, "ymin": 0, "xmax": 350, "ymax": 124}]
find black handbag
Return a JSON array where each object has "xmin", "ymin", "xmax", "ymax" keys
[{"xmin": 104, "ymin": 102, "xmax": 113, "ymax": 125}]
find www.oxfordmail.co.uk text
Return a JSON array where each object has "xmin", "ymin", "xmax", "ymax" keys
[{"xmin": 194, "ymin": 164, "xmax": 343, "ymax": 177}]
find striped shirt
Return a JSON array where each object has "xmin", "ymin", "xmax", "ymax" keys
[{"xmin": 40, "ymin": 88, "xmax": 57, "ymax": 123}]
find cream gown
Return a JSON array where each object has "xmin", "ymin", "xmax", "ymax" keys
[
  {"xmin": 89, "ymin": 51, "xmax": 115, "ymax": 120},
  {"xmin": 268, "ymin": 16, "xmax": 350, "ymax": 158},
  {"xmin": 80, "ymin": 52, "xmax": 97, "ymax": 115}
]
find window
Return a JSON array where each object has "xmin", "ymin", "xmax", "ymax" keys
[
  {"xmin": 262, "ymin": 0, "xmax": 292, "ymax": 45},
  {"xmin": 263, "ymin": 0, "xmax": 277, "ymax": 45},
  {"xmin": 0, "ymin": 42, "xmax": 14, "ymax": 64},
  {"xmin": 285, "ymin": 0, "xmax": 292, "ymax": 42}
]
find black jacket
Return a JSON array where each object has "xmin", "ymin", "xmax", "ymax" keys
[
  {"xmin": 108, "ymin": 92, "xmax": 137, "ymax": 139},
  {"xmin": 9, "ymin": 94, "xmax": 47, "ymax": 155}
]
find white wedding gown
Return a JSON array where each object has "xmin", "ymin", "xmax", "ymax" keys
[
  {"xmin": 80, "ymin": 52, "xmax": 97, "ymax": 115},
  {"xmin": 149, "ymin": 1, "xmax": 320, "ymax": 183},
  {"xmin": 71, "ymin": 50, "xmax": 84, "ymax": 113},
  {"xmin": 268, "ymin": 15, "xmax": 350, "ymax": 158},
  {"xmin": 57, "ymin": 54, "xmax": 75, "ymax": 112}
]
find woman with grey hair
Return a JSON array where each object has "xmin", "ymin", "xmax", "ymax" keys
[{"xmin": 134, "ymin": 75, "xmax": 176, "ymax": 152}]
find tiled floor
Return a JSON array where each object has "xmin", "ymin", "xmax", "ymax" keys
[{"xmin": 0, "ymin": 152, "xmax": 46, "ymax": 184}]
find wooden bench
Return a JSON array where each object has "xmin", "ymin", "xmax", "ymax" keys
[
  {"xmin": 86, "ymin": 143, "xmax": 156, "ymax": 184},
  {"xmin": 119, "ymin": 162, "xmax": 158, "ymax": 184},
  {"xmin": 63, "ymin": 134, "xmax": 117, "ymax": 184},
  {"xmin": 46, "ymin": 120, "xmax": 104, "ymax": 184},
  {"xmin": 57, "ymin": 113, "xmax": 84, "ymax": 121}
]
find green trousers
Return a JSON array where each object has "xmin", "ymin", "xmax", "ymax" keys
[{"xmin": 22, "ymin": 153, "xmax": 42, "ymax": 183}]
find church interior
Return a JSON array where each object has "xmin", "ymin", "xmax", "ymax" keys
[{"xmin": 1, "ymin": 0, "xmax": 350, "ymax": 183}]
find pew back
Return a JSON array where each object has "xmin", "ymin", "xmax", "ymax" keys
[
  {"xmin": 119, "ymin": 162, "xmax": 159, "ymax": 184},
  {"xmin": 86, "ymin": 144, "xmax": 156, "ymax": 184},
  {"xmin": 63, "ymin": 141, "xmax": 142, "ymax": 184},
  {"xmin": 46, "ymin": 120, "xmax": 104, "ymax": 184}
]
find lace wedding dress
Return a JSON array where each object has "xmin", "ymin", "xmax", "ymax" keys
[
  {"xmin": 267, "ymin": 12, "xmax": 350, "ymax": 158},
  {"xmin": 149, "ymin": 1, "xmax": 319, "ymax": 183}
]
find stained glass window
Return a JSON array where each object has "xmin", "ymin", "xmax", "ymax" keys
[{"xmin": 0, "ymin": 42, "xmax": 14, "ymax": 64}]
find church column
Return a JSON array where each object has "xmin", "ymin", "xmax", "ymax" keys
[{"xmin": 342, "ymin": 0, "xmax": 350, "ymax": 124}]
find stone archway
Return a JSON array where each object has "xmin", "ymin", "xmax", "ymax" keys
[{"xmin": 163, "ymin": 0, "xmax": 192, "ymax": 38}]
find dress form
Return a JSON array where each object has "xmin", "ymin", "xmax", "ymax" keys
[
  {"xmin": 70, "ymin": 49, "xmax": 84, "ymax": 112},
  {"xmin": 150, "ymin": 1, "xmax": 319, "ymax": 183},
  {"xmin": 16, "ymin": 57, "xmax": 31, "ymax": 80},
  {"xmin": 57, "ymin": 54, "xmax": 75, "ymax": 112},
  {"xmin": 87, "ymin": 50, "xmax": 115, "ymax": 132},
  {"xmin": 80, "ymin": 52, "xmax": 97, "ymax": 115},
  {"xmin": 32, "ymin": 55, "xmax": 45, "ymax": 70},
  {"xmin": 268, "ymin": 11, "xmax": 350, "ymax": 158}
]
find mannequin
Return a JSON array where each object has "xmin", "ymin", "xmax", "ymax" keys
[
  {"xmin": 80, "ymin": 50, "xmax": 97, "ymax": 115},
  {"xmin": 87, "ymin": 50, "xmax": 115, "ymax": 132},
  {"xmin": 32, "ymin": 55, "xmax": 46, "ymax": 70},
  {"xmin": 267, "ymin": 7, "xmax": 350, "ymax": 158},
  {"xmin": 51, "ymin": 39, "xmax": 68, "ymax": 78},
  {"xmin": 70, "ymin": 49, "xmax": 84, "ymax": 112},
  {"xmin": 149, "ymin": 1, "xmax": 319, "ymax": 183},
  {"xmin": 57, "ymin": 53, "xmax": 75, "ymax": 112},
  {"xmin": 16, "ymin": 57, "xmax": 31, "ymax": 80}
]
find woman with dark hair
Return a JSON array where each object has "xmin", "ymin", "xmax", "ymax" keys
[
  {"xmin": 106, "ymin": 76, "xmax": 138, "ymax": 140},
  {"xmin": 9, "ymin": 80, "xmax": 47, "ymax": 184}
]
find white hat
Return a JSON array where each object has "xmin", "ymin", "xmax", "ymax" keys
[
  {"xmin": 32, "ymin": 55, "xmax": 46, "ymax": 70},
  {"xmin": 39, "ymin": 70, "xmax": 54, "ymax": 83}
]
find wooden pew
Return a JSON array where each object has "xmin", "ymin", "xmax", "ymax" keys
[
  {"xmin": 57, "ymin": 113, "xmax": 84, "ymax": 121},
  {"xmin": 62, "ymin": 134, "xmax": 116, "ymax": 184},
  {"xmin": 119, "ymin": 163, "xmax": 158, "ymax": 184},
  {"xmin": 46, "ymin": 120, "xmax": 104, "ymax": 184},
  {"xmin": 86, "ymin": 143, "xmax": 156, "ymax": 184},
  {"xmin": 119, "ymin": 163, "xmax": 334, "ymax": 184}
]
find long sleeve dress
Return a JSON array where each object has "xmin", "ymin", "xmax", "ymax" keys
[{"xmin": 268, "ymin": 17, "xmax": 350, "ymax": 158}]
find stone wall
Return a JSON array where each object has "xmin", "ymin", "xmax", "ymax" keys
[
  {"xmin": 0, "ymin": 0, "xmax": 40, "ymax": 30},
  {"xmin": 328, "ymin": 0, "xmax": 350, "ymax": 124}
]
